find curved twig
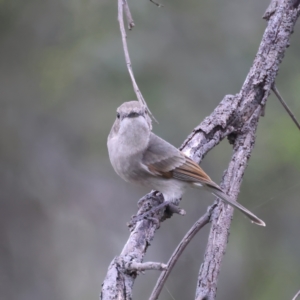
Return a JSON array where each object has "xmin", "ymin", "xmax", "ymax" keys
[
  {"xmin": 117, "ymin": 0, "xmax": 157, "ymax": 122},
  {"xmin": 149, "ymin": 204, "xmax": 216, "ymax": 300}
]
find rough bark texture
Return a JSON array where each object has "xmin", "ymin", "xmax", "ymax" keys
[
  {"xmin": 194, "ymin": 1, "xmax": 300, "ymax": 299},
  {"xmin": 101, "ymin": 1, "xmax": 300, "ymax": 299}
]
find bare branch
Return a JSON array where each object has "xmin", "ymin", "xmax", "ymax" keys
[
  {"xmin": 117, "ymin": 0, "xmax": 157, "ymax": 122},
  {"xmin": 272, "ymin": 84, "xmax": 300, "ymax": 131},
  {"xmin": 195, "ymin": 2, "xmax": 300, "ymax": 299},
  {"xmin": 195, "ymin": 106, "xmax": 262, "ymax": 300},
  {"xmin": 150, "ymin": 0, "xmax": 164, "ymax": 8},
  {"xmin": 101, "ymin": 193, "xmax": 169, "ymax": 300},
  {"xmin": 124, "ymin": 261, "xmax": 167, "ymax": 272},
  {"xmin": 149, "ymin": 205, "xmax": 215, "ymax": 300},
  {"xmin": 123, "ymin": 0, "xmax": 135, "ymax": 29},
  {"xmin": 292, "ymin": 290, "xmax": 300, "ymax": 300}
]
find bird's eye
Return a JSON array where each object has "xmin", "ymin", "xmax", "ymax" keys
[{"xmin": 117, "ymin": 113, "xmax": 120, "ymax": 119}]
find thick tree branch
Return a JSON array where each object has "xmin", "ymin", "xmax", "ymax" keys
[
  {"xmin": 195, "ymin": 106, "xmax": 262, "ymax": 300},
  {"xmin": 194, "ymin": 1, "xmax": 300, "ymax": 299},
  {"xmin": 101, "ymin": 1, "xmax": 300, "ymax": 299}
]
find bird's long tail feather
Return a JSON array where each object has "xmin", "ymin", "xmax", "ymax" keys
[{"xmin": 211, "ymin": 188, "xmax": 265, "ymax": 226}]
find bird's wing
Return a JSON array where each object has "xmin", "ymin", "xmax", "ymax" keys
[
  {"xmin": 142, "ymin": 133, "xmax": 185, "ymax": 178},
  {"xmin": 142, "ymin": 133, "xmax": 216, "ymax": 187},
  {"xmin": 172, "ymin": 155, "xmax": 216, "ymax": 187}
]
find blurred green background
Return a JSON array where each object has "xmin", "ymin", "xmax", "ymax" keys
[{"xmin": 1, "ymin": 0, "xmax": 300, "ymax": 299}]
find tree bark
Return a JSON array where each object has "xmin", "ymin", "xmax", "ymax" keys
[{"xmin": 195, "ymin": 1, "xmax": 300, "ymax": 298}]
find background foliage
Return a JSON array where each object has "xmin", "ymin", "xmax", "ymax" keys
[{"xmin": 1, "ymin": 0, "xmax": 300, "ymax": 299}]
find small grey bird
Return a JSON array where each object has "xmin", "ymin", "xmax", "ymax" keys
[{"xmin": 107, "ymin": 101, "xmax": 265, "ymax": 226}]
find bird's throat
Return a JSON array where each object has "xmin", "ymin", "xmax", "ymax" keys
[{"xmin": 118, "ymin": 116, "xmax": 150, "ymax": 154}]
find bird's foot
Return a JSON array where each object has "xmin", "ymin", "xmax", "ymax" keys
[{"xmin": 128, "ymin": 200, "xmax": 186, "ymax": 228}]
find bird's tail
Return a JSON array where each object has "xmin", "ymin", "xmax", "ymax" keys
[{"xmin": 210, "ymin": 188, "xmax": 265, "ymax": 227}]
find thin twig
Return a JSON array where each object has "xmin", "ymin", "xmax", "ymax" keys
[
  {"xmin": 124, "ymin": 261, "xmax": 167, "ymax": 272},
  {"xmin": 123, "ymin": 0, "xmax": 135, "ymax": 29},
  {"xmin": 149, "ymin": 205, "xmax": 215, "ymax": 300},
  {"xmin": 150, "ymin": 0, "xmax": 164, "ymax": 7},
  {"xmin": 272, "ymin": 84, "xmax": 300, "ymax": 131},
  {"xmin": 117, "ymin": 0, "xmax": 157, "ymax": 122},
  {"xmin": 292, "ymin": 290, "xmax": 300, "ymax": 300}
]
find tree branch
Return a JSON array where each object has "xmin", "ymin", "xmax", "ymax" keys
[
  {"xmin": 195, "ymin": 106, "xmax": 262, "ymax": 300},
  {"xmin": 195, "ymin": 1, "xmax": 300, "ymax": 299}
]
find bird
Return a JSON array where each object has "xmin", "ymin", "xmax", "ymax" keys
[{"xmin": 107, "ymin": 100, "xmax": 265, "ymax": 226}]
